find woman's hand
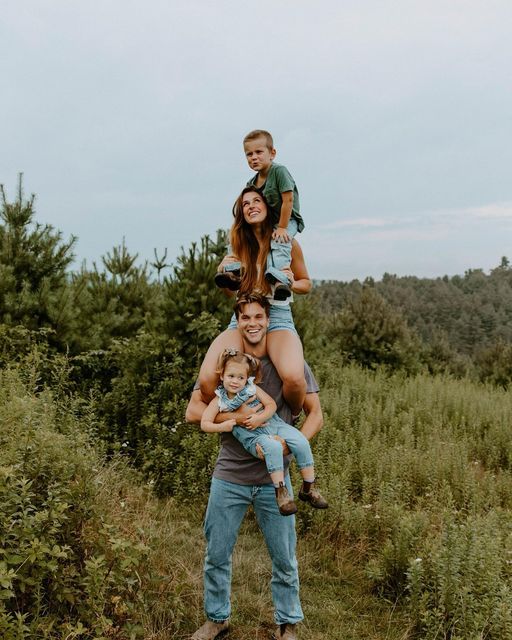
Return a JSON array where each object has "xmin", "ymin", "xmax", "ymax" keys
[
  {"xmin": 288, "ymin": 240, "xmax": 312, "ymax": 294},
  {"xmin": 280, "ymin": 267, "xmax": 296, "ymax": 290}
]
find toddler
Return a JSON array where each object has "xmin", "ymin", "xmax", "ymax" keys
[{"xmin": 201, "ymin": 348, "xmax": 328, "ymax": 516}]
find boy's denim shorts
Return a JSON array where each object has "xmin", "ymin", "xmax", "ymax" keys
[{"xmin": 227, "ymin": 304, "xmax": 297, "ymax": 335}]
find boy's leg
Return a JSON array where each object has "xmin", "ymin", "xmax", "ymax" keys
[
  {"xmin": 222, "ymin": 242, "xmax": 241, "ymax": 273},
  {"xmin": 266, "ymin": 219, "xmax": 298, "ymax": 286},
  {"xmin": 214, "ymin": 241, "xmax": 242, "ymax": 290},
  {"xmin": 203, "ymin": 478, "xmax": 252, "ymax": 622},
  {"xmin": 252, "ymin": 478, "xmax": 304, "ymax": 626}
]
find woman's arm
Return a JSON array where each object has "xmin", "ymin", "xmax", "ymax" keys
[
  {"xmin": 201, "ymin": 397, "xmax": 236, "ymax": 433},
  {"xmin": 242, "ymin": 386, "xmax": 277, "ymax": 430},
  {"xmin": 283, "ymin": 239, "xmax": 312, "ymax": 295}
]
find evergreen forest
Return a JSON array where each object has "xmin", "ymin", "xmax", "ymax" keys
[{"xmin": 1, "ymin": 177, "xmax": 512, "ymax": 639}]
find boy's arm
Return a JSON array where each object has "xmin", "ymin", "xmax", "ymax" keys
[{"xmin": 273, "ymin": 191, "xmax": 294, "ymax": 243}]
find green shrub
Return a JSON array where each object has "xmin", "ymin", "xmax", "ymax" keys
[{"xmin": 0, "ymin": 367, "xmax": 148, "ymax": 639}]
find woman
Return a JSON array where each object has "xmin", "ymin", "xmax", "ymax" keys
[{"xmin": 199, "ymin": 186, "xmax": 311, "ymax": 416}]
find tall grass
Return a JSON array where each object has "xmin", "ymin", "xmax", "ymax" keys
[{"xmin": 307, "ymin": 363, "xmax": 512, "ymax": 638}]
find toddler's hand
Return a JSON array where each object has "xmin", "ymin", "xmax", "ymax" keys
[
  {"xmin": 272, "ymin": 227, "xmax": 290, "ymax": 243},
  {"xmin": 243, "ymin": 413, "xmax": 267, "ymax": 430},
  {"xmin": 235, "ymin": 399, "xmax": 262, "ymax": 420}
]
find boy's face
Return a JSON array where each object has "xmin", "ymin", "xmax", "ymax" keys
[{"xmin": 244, "ymin": 136, "xmax": 276, "ymax": 173}]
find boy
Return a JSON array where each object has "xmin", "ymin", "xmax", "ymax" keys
[{"xmin": 215, "ymin": 130, "xmax": 305, "ymax": 300}]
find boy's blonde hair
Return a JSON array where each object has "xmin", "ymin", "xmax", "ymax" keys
[
  {"xmin": 216, "ymin": 348, "xmax": 262, "ymax": 383},
  {"xmin": 243, "ymin": 129, "xmax": 274, "ymax": 150}
]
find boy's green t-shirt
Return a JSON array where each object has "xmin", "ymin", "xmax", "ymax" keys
[{"xmin": 247, "ymin": 162, "xmax": 305, "ymax": 233}]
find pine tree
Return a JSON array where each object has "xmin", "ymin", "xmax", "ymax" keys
[
  {"xmin": 0, "ymin": 175, "xmax": 76, "ymax": 342},
  {"xmin": 157, "ymin": 230, "xmax": 233, "ymax": 369},
  {"xmin": 70, "ymin": 239, "xmax": 156, "ymax": 352}
]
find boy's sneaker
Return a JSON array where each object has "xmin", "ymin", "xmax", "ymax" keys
[
  {"xmin": 274, "ymin": 623, "xmax": 298, "ymax": 639},
  {"xmin": 265, "ymin": 269, "xmax": 292, "ymax": 300},
  {"xmin": 298, "ymin": 481, "xmax": 329, "ymax": 509},
  {"xmin": 275, "ymin": 483, "xmax": 298, "ymax": 516},
  {"xmin": 273, "ymin": 283, "xmax": 292, "ymax": 301},
  {"xmin": 214, "ymin": 271, "xmax": 241, "ymax": 291},
  {"xmin": 191, "ymin": 619, "xmax": 229, "ymax": 639}
]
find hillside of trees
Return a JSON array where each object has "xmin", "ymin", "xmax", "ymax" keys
[{"xmin": 1, "ymin": 177, "xmax": 512, "ymax": 638}]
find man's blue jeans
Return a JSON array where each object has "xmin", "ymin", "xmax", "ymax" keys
[{"xmin": 203, "ymin": 476, "xmax": 304, "ymax": 625}]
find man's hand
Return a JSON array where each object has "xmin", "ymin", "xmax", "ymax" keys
[
  {"xmin": 255, "ymin": 435, "xmax": 290, "ymax": 459},
  {"xmin": 272, "ymin": 227, "xmax": 290, "ymax": 243}
]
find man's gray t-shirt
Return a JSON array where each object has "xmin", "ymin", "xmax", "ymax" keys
[{"xmin": 212, "ymin": 356, "xmax": 319, "ymax": 486}]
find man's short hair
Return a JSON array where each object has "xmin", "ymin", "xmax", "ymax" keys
[
  {"xmin": 243, "ymin": 129, "xmax": 274, "ymax": 150},
  {"xmin": 234, "ymin": 293, "xmax": 271, "ymax": 319}
]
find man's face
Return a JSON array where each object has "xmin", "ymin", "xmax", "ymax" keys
[
  {"xmin": 236, "ymin": 302, "xmax": 269, "ymax": 345},
  {"xmin": 244, "ymin": 137, "xmax": 276, "ymax": 173}
]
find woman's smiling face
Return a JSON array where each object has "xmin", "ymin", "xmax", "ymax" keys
[{"xmin": 242, "ymin": 190, "xmax": 268, "ymax": 225}]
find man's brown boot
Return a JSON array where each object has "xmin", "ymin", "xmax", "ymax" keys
[
  {"xmin": 298, "ymin": 481, "xmax": 328, "ymax": 509},
  {"xmin": 274, "ymin": 622, "xmax": 297, "ymax": 639},
  {"xmin": 275, "ymin": 482, "xmax": 298, "ymax": 516},
  {"xmin": 191, "ymin": 619, "xmax": 229, "ymax": 639}
]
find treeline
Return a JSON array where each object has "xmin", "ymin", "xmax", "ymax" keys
[{"xmin": 296, "ymin": 261, "xmax": 512, "ymax": 385}]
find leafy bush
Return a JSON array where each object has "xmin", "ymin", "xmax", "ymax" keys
[{"xmin": 0, "ymin": 367, "xmax": 148, "ymax": 639}]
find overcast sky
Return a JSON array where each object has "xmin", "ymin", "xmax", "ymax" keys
[{"xmin": 1, "ymin": 1, "xmax": 511, "ymax": 281}]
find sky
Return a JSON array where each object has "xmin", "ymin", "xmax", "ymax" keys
[{"xmin": 1, "ymin": 0, "xmax": 511, "ymax": 281}]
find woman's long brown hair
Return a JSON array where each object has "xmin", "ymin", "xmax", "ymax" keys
[{"xmin": 230, "ymin": 187, "xmax": 274, "ymax": 296}]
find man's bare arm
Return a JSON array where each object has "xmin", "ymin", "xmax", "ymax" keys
[{"xmin": 300, "ymin": 392, "xmax": 324, "ymax": 441}]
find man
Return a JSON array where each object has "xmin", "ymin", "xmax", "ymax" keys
[{"xmin": 186, "ymin": 293, "xmax": 323, "ymax": 640}]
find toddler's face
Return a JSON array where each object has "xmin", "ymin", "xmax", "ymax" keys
[
  {"xmin": 222, "ymin": 361, "xmax": 249, "ymax": 395},
  {"xmin": 244, "ymin": 136, "xmax": 276, "ymax": 172}
]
